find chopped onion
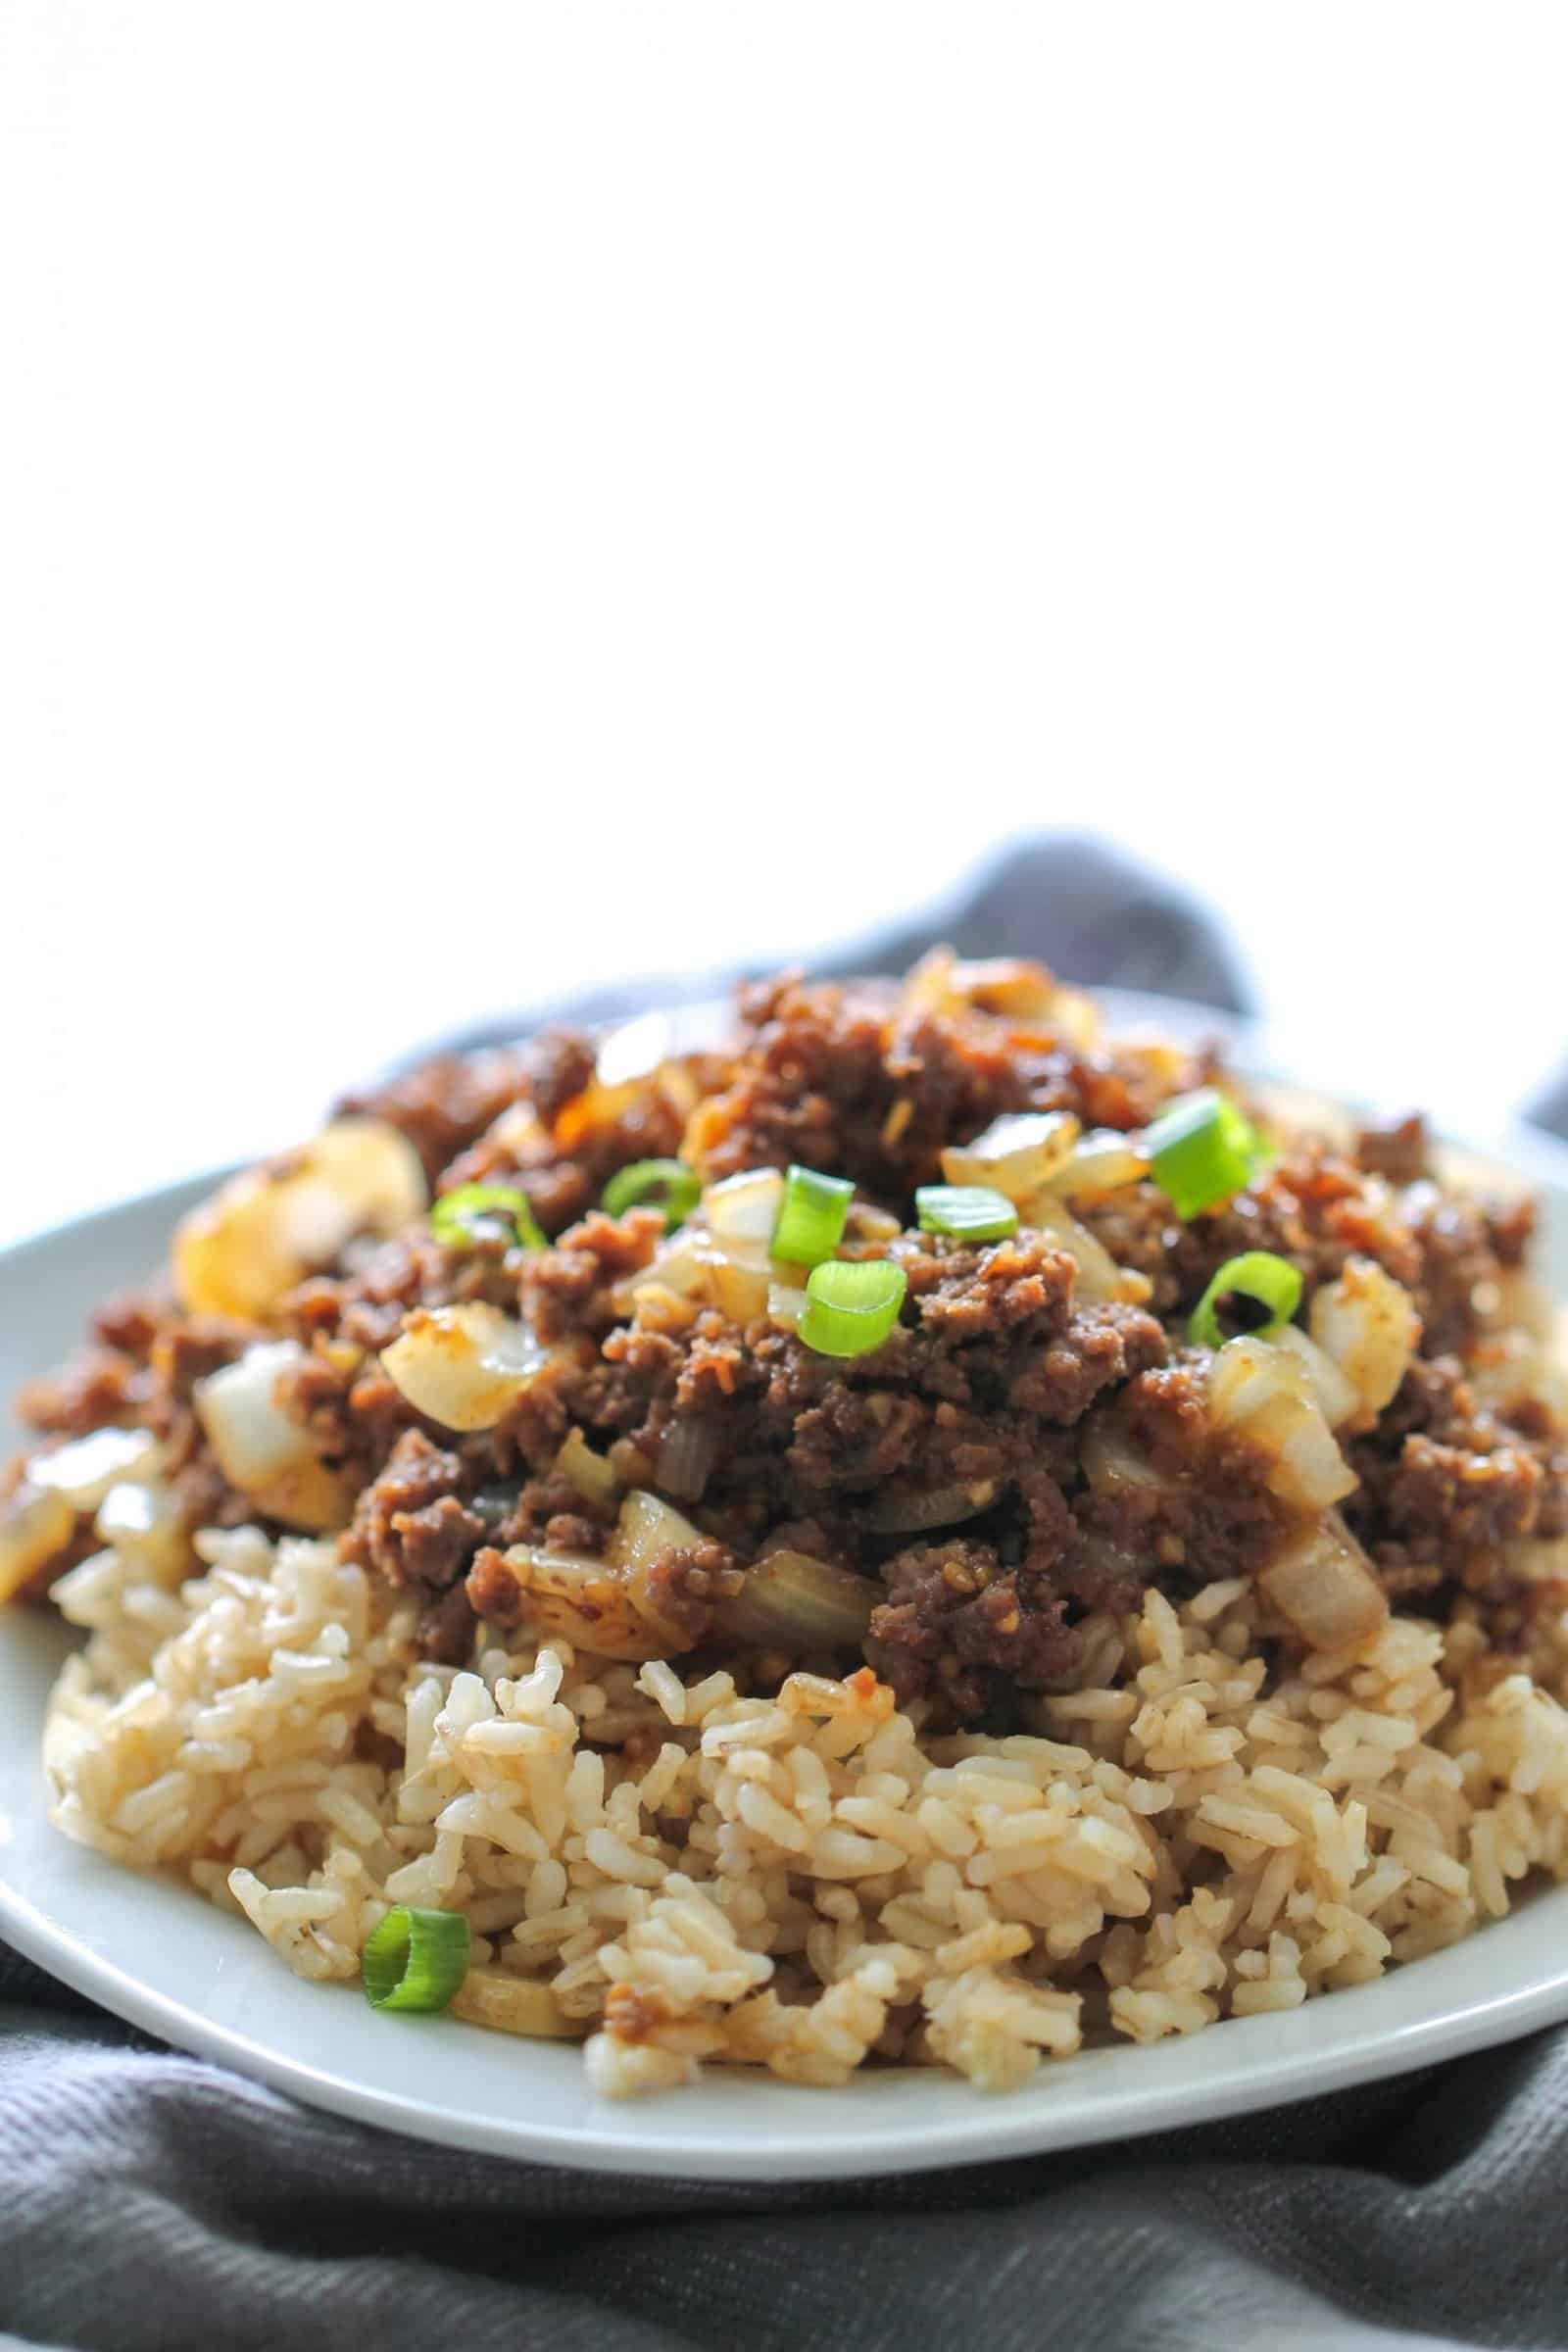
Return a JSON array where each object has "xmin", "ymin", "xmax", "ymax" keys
[
  {"xmin": 381, "ymin": 1305, "xmax": 550, "ymax": 1433},
  {"xmin": 625, "ymin": 1228, "xmax": 770, "ymax": 1325},
  {"xmin": 1049, "ymin": 987, "xmax": 1103, "ymax": 1052},
  {"xmin": 714, "ymin": 1550, "xmax": 876, "ymax": 1649},
  {"xmin": 1027, "ymin": 1194, "xmax": 1148, "ymax": 1305},
  {"xmin": 707, "ymin": 1247, "xmax": 772, "ymax": 1325},
  {"xmin": 487, "ymin": 1489, "xmax": 706, "ymax": 1660},
  {"xmin": 864, "ymin": 1478, "xmax": 1000, "ymax": 1534},
  {"xmin": 898, "ymin": 945, "xmax": 961, "ymax": 1019},
  {"xmin": 949, "ymin": 957, "xmax": 1058, "ymax": 1021},
  {"xmin": 705, "ymin": 1167, "xmax": 786, "ymax": 1246},
  {"xmin": 448, "ymin": 1967, "xmax": 585, "ymax": 2041},
  {"xmin": 482, "ymin": 1544, "xmax": 656, "ymax": 1659},
  {"xmin": 1272, "ymin": 1326, "xmax": 1359, "ymax": 1430},
  {"xmin": 610, "ymin": 1488, "xmax": 702, "ymax": 1578},
  {"xmin": 174, "ymin": 1117, "xmax": 427, "ymax": 1321},
  {"xmin": 1053, "ymin": 1131, "xmax": 1149, "ymax": 1203},
  {"xmin": 195, "ymin": 1341, "xmax": 355, "ymax": 1531},
  {"xmin": 1207, "ymin": 1337, "xmax": 1358, "ymax": 1511},
  {"xmin": 595, "ymin": 1011, "xmax": 672, "ymax": 1088},
  {"xmin": 94, "ymin": 1477, "xmax": 193, "ymax": 1583},
  {"xmin": 1504, "ymin": 1535, "xmax": 1568, "ymax": 1584},
  {"xmin": 1309, "ymin": 1257, "xmax": 1421, "ymax": 1417},
  {"xmin": 623, "ymin": 1232, "xmax": 714, "ymax": 1306},
  {"xmin": 1081, "ymin": 1424, "xmax": 1165, "ymax": 1494},
  {"xmin": 942, "ymin": 1111, "xmax": 1081, "ymax": 1201},
  {"xmin": 1258, "ymin": 1512, "xmax": 1389, "ymax": 1652},
  {"xmin": 29, "ymin": 1426, "xmax": 163, "ymax": 1513},
  {"xmin": 655, "ymin": 1418, "xmax": 721, "ymax": 1501},
  {"xmin": 0, "ymin": 1483, "xmax": 75, "ymax": 1603},
  {"xmin": 766, "ymin": 1280, "xmax": 809, "ymax": 1333},
  {"xmin": 556, "ymin": 1428, "xmax": 623, "ymax": 1511}
]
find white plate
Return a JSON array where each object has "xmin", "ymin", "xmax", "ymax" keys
[{"xmin": 5, "ymin": 1014, "xmax": 1568, "ymax": 2181}]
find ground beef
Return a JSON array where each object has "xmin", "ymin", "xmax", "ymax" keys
[
  {"xmin": 682, "ymin": 973, "xmax": 1202, "ymax": 1200},
  {"xmin": 1346, "ymin": 1355, "xmax": 1568, "ymax": 1591},
  {"xmin": 1078, "ymin": 1151, "xmax": 1528, "ymax": 1359},
  {"xmin": 525, "ymin": 1209, "xmax": 664, "ymax": 1341},
  {"xmin": 1079, "ymin": 1361, "xmax": 1292, "ymax": 1586},
  {"xmin": 341, "ymin": 1429, "xmax": 485, "ymax": 1598},
  {"xmin": 1356, "ymin": 1114, "xmax": 1430, "ymax": 1185},
  {"xmin": 14, "ymin": 956, "xmax": 1567, "ymax": 1736},
  {"xmin": 868, "ymin": 1539, "xmax": 1081, "ymax": 1725},
  {"xmin": 15, "ymin": 1349, "xmax": 151, "ymax": 1438}
]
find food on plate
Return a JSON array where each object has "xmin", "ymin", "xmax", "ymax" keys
[{"xmin": 6, "ymin": 953, "xmax": 1568, "ymax": 2097}]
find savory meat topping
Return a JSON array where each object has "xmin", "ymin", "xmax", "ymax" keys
[{"xmin": 9, "ymin": 949, "xmax": 1565, "ymax": 1733}]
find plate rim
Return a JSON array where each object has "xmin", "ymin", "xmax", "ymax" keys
[{"xmin": 6, "ymin": 998, "xmax": 1568, "ymax": 2180}]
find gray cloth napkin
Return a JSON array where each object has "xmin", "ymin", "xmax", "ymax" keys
[{"xmin": 4, "ymin": 836, "xmax": 1563, "ymax": 2352}]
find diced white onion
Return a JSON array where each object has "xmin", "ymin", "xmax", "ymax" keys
[
  {"xmin": 195, "ymin": 1341, "xmax": 355, "ymax": 1531},
  {"xmin": 1080, "ymin": 1425, "xmax": 1165, "ymax": 1494},
  {"xmin": 625, "ymin": 1230, "xmax": 770, "ymax": 1325},
  {"xmin": 487, "ymin": 1545, "xmax": 667, "ymax": 1661},
  {"xmin": 1207, "ymin": 1337, "xmax": 1358, "ymax": 1511},
  {"xmin": 0, "ymin": 1483, "xmax": 75, "ymax": 1603},
  {"xmin": 715, "ymin": 1550, "xmax": 876, "ymax": 1648},
  {"xmin": 705, "ymin": 1168, "xmax": 786, "ymax": 1246},
  {"xmin": 610, "ymin": 1489, "xmax": 702, "ymax": 1578},
  {"xmin": 1309, "ymin": 1257, "xmax": 1422, "ymax": 1418},
  {"xmin": 1272, "ymin": 1326, "xmax": 1360, "ymax": 1431},
  {"xmin": 174, "ymin": 1117, "xmax": 428, "ymax": 1321},
  {"xmin": 1049, "ymin": 987, "xmax": 1103, "ymax": 1051},
  {"xmin": 556, "ymin": 1428, "xmax": 623, "ymax": 1511},
  {"xmin": 381, "ymin": 1304, "xmax": 549, "ymax": 1433},
  {"xmin": 595, "ymin": 1011, "xmax": 672, "ymax": 1088},
  {"xmin": 942, "ymin": 1111, "xmax": 1081, "ymax": 1201},
  {"xmin": 767, "ymin": 1281, "xmax": 809, "ymax": 1333},
  {"xmin": 1258, "ymin": 1512, "xmax": 1389, "ymax": 1651},
  {"xmin": 487, "ymin": 1488, "xmax": 709, "ymax": 1660},
  {"xmin": 706, "ymin": 1247, "xmax": 771, "ymax": 1325},
  {"xmin": 93, "ymin": 1477, "xmax": 192, "ymax": 1584},
  {"xmin": 950, "ymin": 957, "xmax": 1059, "ymax": 1021},
  {"xmin": 655, "ymin": 1418, "xmax": 721, "ymax": 1501},
  {"xmin": 1505, "ymin": 1535, "xmax": 1568, "ymax": 1584},
  {"xmin": 864, "ymin": 1478, "xmax": 1000, "ymax": 1534},
  {"xmin": 29, "ymin": 1426, "xmax": 163, "ymax": 1513},
  {"xmin": 1052, "ymin": 1131, "xmax": 1150, "ymax": 1204},
  {"xmin": 1027, "ymin": 1194, "xmax": 1148, "ymax": 1306}
]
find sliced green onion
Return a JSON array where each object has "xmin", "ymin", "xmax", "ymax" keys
[
  {"xmin": 1188, "ymin": 1250, "xmax": 1303, "ymax": 1348},
  {"xmin": 601, "ymin": 1157, "xmax": 702, "ymax": 1231},
  {"xmin": 362, "ymin": 1904, "xmax": 471, "ymax": 2014},
  {"xmin": 914, "ymin": 1184, "xmax": 1019, "ymax": 1242},
  {"xmin": 430, "ymin": 1184, "xmax": 547, "ymax": 1252},
  {"xmin": 771, "ymin": 1163, "xmax": 856, "ymax": 1268},
  {"xmin": 1144, "ymin": 1089, "xmax": 1263, "ymax": 1220},
  {"xmin": 798, "ymin": 1257, "xmax": 907, "ymax": 1357}
]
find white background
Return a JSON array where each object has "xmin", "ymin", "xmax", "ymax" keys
[{"xmin": 2, "ymin": 3, "xmax": 1564, "ymax": 1248}]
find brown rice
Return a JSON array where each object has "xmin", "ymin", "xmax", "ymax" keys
[{"xmin": 42, "ymin": 1519, "xmax": 1568, "ymax": 2096}]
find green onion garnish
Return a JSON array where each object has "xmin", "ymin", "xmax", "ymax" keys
[
  {"xmin": 430, "ymin": 1184, "xmax": 547, "ymax": 1252},
  {"xmin": 601, "ymin": 1157, "xmax": 702, "ymax": 1231},
  {"xmin": 361, "ymin": 1904, "xmax": 471, "ymax": 2014},
  {"xmin": 1188, "ymin": 1250, "xmax": 1303, "ymax": 1348},
  {"xmin": 1144, "ymin": 1089, "xmax": 1263, "ymax": 1220},
  {"xmin": 914, "ymin": 1184, "xmax": 1020, "ymax": 1242},
  {"xmin": 798, "ymin": 1257, "xmax": 907, "ymax": 1356},
  {"xmin": 771, "ymin": 1163, "xmax": 856, "ymax": 1268}
]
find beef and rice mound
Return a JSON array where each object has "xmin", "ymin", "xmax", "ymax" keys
[{"xmin": 9, "ymin": 953, "xmax": 1568, "ymax": 2095}]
